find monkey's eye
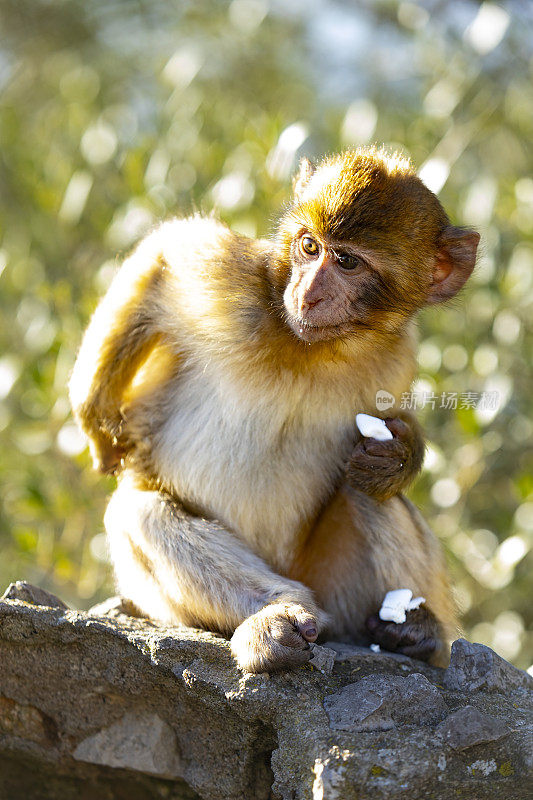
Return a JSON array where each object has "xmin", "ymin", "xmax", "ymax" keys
[
  {"xmin": 300, "ymin": 235, "xmax": 320, "ymax": 257},
  {"xmin": 336, "ymin": 252, "xmax": 361, "ymax": 271}
]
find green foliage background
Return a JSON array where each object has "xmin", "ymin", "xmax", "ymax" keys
[{"xmin": 0, "ymin": 0, "xmax": 531, "ymax": 668}]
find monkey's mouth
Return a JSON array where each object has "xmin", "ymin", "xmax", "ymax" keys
[{"xmin": 285, "ymin": 314, "xmax": 347, "ymax": 342}]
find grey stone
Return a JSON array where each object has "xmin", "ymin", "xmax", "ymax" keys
[
  {"xmin": 323, "ymin": 640, "xmax": 369, "ymax": 660},
  {"xmin": 88, "ymin": 595, "xmax": 146, "ymax": 619},
  {"xmin": 323, "ymin": 639, "xmax": 414, "ymax": 665},
  {"xmin": 445, "ymin": 638, "xmax": 533, "ymax": 693},
  {"xmin": 309, "ymin": 643, "xmax": 336, "ymax": 674},
  {"xmin": 74, "ymin": 711, "xmax": 182, "ymax": 777},
  {"xmin": 1, "ymin": 588, "xmax": 532, "ymax": 800},
  {"xmin": 2, "ymin": 581, "xmax": 68, "ymax": 610},
  {"xmin": 436, "ymin": 706, "xmax": 510, "ymax": 750},
  {"xmin": 324, "ymin": 672, "xmax": 447, "ymax": 731}
]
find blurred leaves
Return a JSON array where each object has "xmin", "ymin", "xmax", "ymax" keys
[{"xmin": 0, "ymin": 0, "xmax": 531, "ymax": 668}]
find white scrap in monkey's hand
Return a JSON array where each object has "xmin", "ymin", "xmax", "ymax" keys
[
  {"xmin": 356, "ymin": 413, "xmax": 393, "ymax": 441},
  {"xmin": 379, "ymin": 589, "xmax": 426, "ymax": 624}
]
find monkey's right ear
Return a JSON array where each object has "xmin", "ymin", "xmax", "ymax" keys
[
  {"xmin": 292, "ymin": 158, "xmax": 315, "ymax": 202},
  {"xmin": 427, "ymin": 226, "xmax": 480, "ymax": 304}
]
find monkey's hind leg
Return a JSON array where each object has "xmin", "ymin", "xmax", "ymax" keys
[
  {"xmin": 290, "ymin": 486, "xmax": 458, "ymax": 667},
  {"xmin": 104, "ymin": 472, "xmax": 329, "ymax": 673}
]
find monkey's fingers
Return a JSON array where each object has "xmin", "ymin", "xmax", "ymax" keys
[
  {"xmin": 400, "ymin": 638, "xmax": 437, "ymax": 661},
  {"xmin": 99, "ymin": 446, "xmax": 128, "ymax": 475},
  {"xmin": 384, "ymin": 417, "xmax": 411, "ymax": 441},
  {"xmin": 366, "ymin": 607, "xmax": 441, "ymax": 663},
  {"xmin": 366, "ymin": 613, "xmax": 381, "ymax": 634},
  {"xmin": 367, "ymin": 618, "xmax": 407, "ymax": 652},
  {"xmin": 351, "ymin": 452, "xmax": 405, "ymax": 477},
  {"xmin": 362, "ymin": 438, "xmax": 407, "ymax": 459},
  {"xmin": 90, "ymin": 437, "xmax": 128, "ymax": 475}
]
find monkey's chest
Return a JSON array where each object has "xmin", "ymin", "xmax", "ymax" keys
[{"xmin": 150, "ymin": 366, "xmax": 355, "ymax": 566}]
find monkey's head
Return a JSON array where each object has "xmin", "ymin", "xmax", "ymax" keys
[{"xmin": 273, "ymin": 147, "xmax": 479, "ymax": 343}]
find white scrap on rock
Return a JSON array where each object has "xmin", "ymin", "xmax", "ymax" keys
[
  {"xmin": 355, "ymin": 413, "xmax": 393, "ymax": 441},
  {"xmin": 379, "ymin": 589, "xmax": 426, "ymax": 624},
  {"xmin": 369, "ymin": 643, "xmax": 381, "ymax": 653}
]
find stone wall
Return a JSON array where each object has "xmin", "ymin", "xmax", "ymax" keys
[{"xmin": 0, "ymin": 582, "xmax": 531, "ymax": 799}]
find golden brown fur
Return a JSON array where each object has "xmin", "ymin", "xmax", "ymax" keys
[{"xmin": 70, "ymin": 147, "xmax": 479, "ymax": 671}]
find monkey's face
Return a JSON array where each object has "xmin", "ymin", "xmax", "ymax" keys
[
  {"xmin": 276, "ymin": 148, "xmax": 479, "ymax": 344},
  {"xmin": 281, "ymin": 228, "xmax": 410, "ymax": 343}
]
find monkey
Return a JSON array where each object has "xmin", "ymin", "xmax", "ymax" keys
[{"xmin": 69, "ymin": 147, "xmax": 479, "ymax": 673}]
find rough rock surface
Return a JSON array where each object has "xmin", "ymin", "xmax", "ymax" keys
[{"xmin": 0, "ymin": 582, "xmax": 531, "ymax": 800}]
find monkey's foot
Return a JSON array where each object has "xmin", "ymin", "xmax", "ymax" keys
[
  {"xmin": 230, "ymin": 602, "xmax": 320, "ymax": 673},
  {"xmin": 365, "ymin": 606, "xmax": 441, "ymax": 663}
]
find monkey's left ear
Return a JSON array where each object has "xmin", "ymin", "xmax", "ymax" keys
[
  {"xmin": 292, "ymin": 158, "xmax": 315, "ymax": 202},
  {"xmin": 427, "ymin": 226, "xmax": 480, "ymax": 304}
]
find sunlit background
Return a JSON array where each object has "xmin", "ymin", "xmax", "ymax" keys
[{"xmin": 0, "ymin": 0, "xmax": 531, "ymax": 670}]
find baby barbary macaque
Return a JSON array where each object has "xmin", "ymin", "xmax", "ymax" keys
[{"xmin": 70, "ymin": 147, "xmax": 479, "ymax": 671}]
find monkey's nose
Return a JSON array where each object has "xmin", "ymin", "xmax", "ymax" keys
[{"xmin": 301, "ymin": 297, "xmax": 323, "ymax": 313}]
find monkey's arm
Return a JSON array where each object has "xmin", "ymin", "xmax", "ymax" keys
[
  {"xmin": 345, "ymin": 410, "xmax": 425, "ymax": 501},
  {"xmin": 69, "ymin": 245, "xmax": 165, "ymax": 474},
  {"xmin": 105, "ymin": 475, "xmax": 329, "ymax": 673},
  {"xmin": 291, "ymin": 487, "xmax": 457, "ymax": 667}
]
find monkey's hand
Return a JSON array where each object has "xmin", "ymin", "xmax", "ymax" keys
[
  {"xmin": 230, "ymin": 602, "xmax": 323, "ymax": 673},
  {"xmin": 366, "ymin": 606, "xmax": 443, "ymax": 664},
  {"xmin": 83, "ymin": 411, "xmax": 131, "ymax": 476},
  {"xmin": 89, "ymin": 434, "xmax": 128, "ymax": 475},
  {"xmin": 346, "ymin": 413, "xmax": 425, "ymax": 501}
]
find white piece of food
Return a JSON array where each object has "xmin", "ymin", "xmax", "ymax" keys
[
  {"xmin": 407, "ymin": 595, "xmax": 425, "ymax": 611},
  {"xmin": 379, "ymin": 589, "xmax": 412, "ymax": 623},
  {"xmin": 356, "ymin": 413, "xmax": 393, "ymax": 441},
  {"xmin": 369, "ymin": 643, "xmax": 381, "ymax": 653},
  {"xmin": 378, "ymin": 589, "xmax": 426, "ymax": 624}
]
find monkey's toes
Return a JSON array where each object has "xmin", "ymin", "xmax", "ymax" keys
[
  {"xmin": 230, "ymin": 603, "xmax": 320, "ymax": 673},
  {"xmin": 299, "ymin": 621, "xmax": 317, "ymax": 641},
  {"xmin": 284, "ymin": 602, "xmax": 318, "ymax": 642}
]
